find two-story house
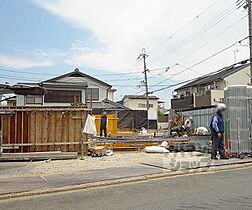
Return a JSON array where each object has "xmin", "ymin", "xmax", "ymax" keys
[
  {"xmin": 3, "ymin": 68, "xmax": 116, "ymax": 107},
  {"xmin": 121, "ymin": 95, "xmax": 159, "ymax": 129},
  {"xmin": 171, "ymin": 61, "xmax": 251, "ymax": 110}
]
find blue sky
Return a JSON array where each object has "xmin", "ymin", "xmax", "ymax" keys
[
  {"xmin": 0, "ymin": 1, "xmax": 83, "ymax": 50},
  {"xmin": 0, "ymin": 0, "xmax": 249, "ymax": 107}
]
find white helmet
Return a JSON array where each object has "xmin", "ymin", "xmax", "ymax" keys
[{"xmin": 216, "ymin": 103, "xmax": 226, "ymax": 111}]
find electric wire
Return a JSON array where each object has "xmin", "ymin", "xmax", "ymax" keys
[
  {"xmin": 152, "ymin": 0, "xmax": 219, "ymax": 51},
  {"xmin": 149, "ymin": 36, "xmax": 248, "ymax": 90},
  {"xmin": 162, "ymin": 4, "xmax": 241, "ymax": 57},
  {"xmin": 152, "ymin": 1, "xmax": 243, "ymax": 62}
]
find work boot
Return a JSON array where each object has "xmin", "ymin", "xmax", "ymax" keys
[
  {"xmin": 211, "ymin": 157, "xmax": 218, "ymax": 160},
  {"xmin": 220, "ymin": 156, "xmax": 229, "ymax": 160}
]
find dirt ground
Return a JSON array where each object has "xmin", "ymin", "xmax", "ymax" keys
[{"xmin": 0, "ymin": 152, "xmax": 206, "ymax": 177}]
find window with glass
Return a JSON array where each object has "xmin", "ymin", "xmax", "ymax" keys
[
  {"xmin": 86, "ymin": 88, "xmax": 99, "ymax": 101},
  {"xmin": 26, "ymin": 95, "xmax": 43, "ymax": 104},
  {"xmin": 138, "ymin": 103, "xmax": 146, "ymax": 108},
  {"xmin": 44, "ymin": 90, "xmax": 81, "ymax": 103},
  {"xmin": 138, "ymin": 103, "xmax": 153, "ymax": 108}
]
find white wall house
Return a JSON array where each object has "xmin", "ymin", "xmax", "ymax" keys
[
  {"xmin": 14, "ymin": 68, "xmax": 115, "ymax": 107},
  {"xmin": 122, "ymin": 95, "xmax": 159, "ymax": 128}
]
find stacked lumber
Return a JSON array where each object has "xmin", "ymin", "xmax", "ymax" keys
[{"xmin": 0, "ymin": 151, "xmax": 78, "ymax": 161}]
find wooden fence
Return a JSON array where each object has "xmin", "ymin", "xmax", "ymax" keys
[{"xmin": 0, "ymin": 107, "xmax": 88, "ymax": 153}]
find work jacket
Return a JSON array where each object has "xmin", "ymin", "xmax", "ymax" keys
[{"xmin": 210, "ymin": 112, "xmax": 224, "ymax": 133}]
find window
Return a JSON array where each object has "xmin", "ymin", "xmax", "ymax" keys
[
  {"xmin": 138, "ymin": 103, "xmax": 153, "ymax": 108},
  {"xmin": 26, "ymin": 95, "xmax": 43, "ymax": 104},
  {"xmin": 44, "ymin": 90, "xmax": 81, "ymax": 103},
  {"xmin": 86, "ymin": 88, "xmax": 99, "ymax": 101},
  {"xmin": 138, "ymin": 103, "xmax": 146, "ymax": 108}
]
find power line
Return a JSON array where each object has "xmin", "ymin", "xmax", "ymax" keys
[
  {"xmin": 152, "ymin": 0, "xmax": 218, "ymax": 51},
  {"xmin": 0, "ymin": 68, "xmax": 57, "ymax": 76},
  {"xmin": 163, "ymin": 3, "xmax": 240, "ymax": 56},
  {"xmin": 170, "ymin": 36, "xmax": 248, "ymax": 77},
  {"xmin": 115, "ymin": 59, "xmax": 249, "ymax": 101},
  {"xmin": 149, "ymin": 79, "xmax": 196, "ymax": 94},
  {"xmin": 150, "ymin": 58, "xmax": 250, "ymax": 94},
  {"xmin": 152, "ymin": 2, "xmax": 242, "ymax": 62},
  {"xmin": 149, "ymin": 37, "xmax": 249, "ymax": 89},
  {"xmin": 150, "ymin": 59, "xmax": 248, "ymax": 94},
  {"xmin": 0, "ymin": 69, "xmax": 144, "ymax": 82},
  {"xmin": 0, "ymin": 75, "xmax": 41, "ymax": 82},
  {"xmin": 149, "ymin": 64, "xmax": 201, "ymax": 89},
  {"xmin": 0, "ymin": 73, "xmax": 44, "ymax": 80},
  {"xmin": 176, "ymin": 14, "xmax": 248, "ymax": 64},
  {"xmin": 91, "ymin": 71, "xmax": 141, "ymax": 76},
  {"xmin": 150, "ymin": 63, "xmax": 202, "ymax": 79},
  {"xmin": 149, "ymin": 12, "xmax": 247, "ymax": 82},
  {"xmin": 0, "ymin": 67, "xmax": 143, "ymax": 77},
  {"xmin": 104, "ymin": 78, "xmax": 143, "ymax": 82},
  {"xmin": 0, "ymin": 63, "xmax": 181, "ymax": 80}
]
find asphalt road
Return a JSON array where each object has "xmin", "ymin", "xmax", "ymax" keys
[{"xmin": 1, "ymin": 167, "xmax": 252, "ymax": 210}]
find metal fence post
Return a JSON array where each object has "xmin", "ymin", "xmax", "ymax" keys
[
  {"xmin": 0, "ymin": 131, "xmax": 2, "ymax": 156},
  {"xmin": 80, "ymin": 134, "xmax": 84, "ymax": 160}
]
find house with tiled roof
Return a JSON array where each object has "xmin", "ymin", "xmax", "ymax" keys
[
  {"xmin": 121, "ymin": 94, "xmax": 159, "ymax": 129},
  {"xmin": 1, "ymin": 68, "xmax": 117, "ymax": 107},
  {"xmin": 171, "ymin": 60, "xmax": 251, "ymax": 110}
]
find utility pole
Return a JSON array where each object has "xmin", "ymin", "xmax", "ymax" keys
[
  {"xmin": 138, "ymin": 48, "xmax": 150, "ymax": 130},
  {"xmin": 247, "ymin": 0, "xmax": 252, "ymax": 84}
]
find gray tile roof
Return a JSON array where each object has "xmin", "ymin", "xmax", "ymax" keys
[
  {"xmin": 175, "ymin": 62, "xmax": 250, "ymax": 91},
  {"xmin": 43, "ymin": 68, "xmax": 112, "ymax": 88},
  {"xmin": 91, "ymin": 98, "xmax": 131, "ymax": 110},
  {"xmin": 17, "ymin": 68, "xmax": 112, "ymax": 89},
  {"xmin": 0, "ymin": 84, "xmax": 47, "ymax": 95},
  {"xmin": 122, "ymin": 95, "xmax": 159, "ymax": 101}
]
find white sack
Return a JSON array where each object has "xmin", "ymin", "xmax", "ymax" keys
[
  {"xmin": 196, "ymin": 127, "xmax": 208, "ymax": 135},
  {"xmin": 144, "ymin": 146, "xmax": 169, "ymax": 153},
  {"xmin": 83, "ymin": 114, "xmax": 97, "ymax": 135},
  {"xmin": 160, "ymin": 141, "xmax": 168, "ymax": 147}
]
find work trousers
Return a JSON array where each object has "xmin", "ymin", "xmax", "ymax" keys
[
  {"xmin": 211, "ymin": 132, "xmax": 225, "ymax": 158},
  {"xmin": 100, "ymin": 127, "xmax": 107, "ymax": 137}
]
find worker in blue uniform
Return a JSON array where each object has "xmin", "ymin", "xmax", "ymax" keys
[{"xmin": 210, "ymin": 103, "xmax": 229, "ymax": 160}]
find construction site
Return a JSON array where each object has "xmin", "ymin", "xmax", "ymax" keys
[
  {"xmin": 0, "ymin": 84, "xmax": 251, "ymax": 160},
  {"xmin": 0, "ymin": 85, "xmax": 252, "ymax": 198},
  {"xmin": 0, "ymin": 59, "xmax": 252, "ymax": 200},
  {"xmin": 1, "ymin": 1, "xmax": 252, "ymax": 208}
]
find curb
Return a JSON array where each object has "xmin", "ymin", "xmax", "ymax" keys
[{"xmin": 1, "ymin": 162, "xmax": 252, "ymax": 201}]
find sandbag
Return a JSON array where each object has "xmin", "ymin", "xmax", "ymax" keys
[
  {"xmin": 144, "ymin": 146, "xmax": 169, "ymax": 153},
  {"xmin": 196, "ymin": 127, "xmax": 209, "ymax": 135}
]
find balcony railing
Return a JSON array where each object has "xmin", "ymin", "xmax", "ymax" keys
[
  {"xmin": 171, "ymin": 89, "xmax": 224, "ymax": 110},
  {"xmin": 171, "ymin": 95, "xmax": 194, "ymax": 110},
  {"xmin": 195, "ymin": 89, "xmax": 224, "ymax": 107}
]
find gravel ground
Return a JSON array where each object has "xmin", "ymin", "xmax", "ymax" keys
[{"xmin": 0, "ymin": 152, "xmax": 206, "ymax": 177}]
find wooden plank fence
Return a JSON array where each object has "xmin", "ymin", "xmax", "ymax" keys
[{"xmin": 0, "ymin": 107, "xmax": 88, "ymax": 153}]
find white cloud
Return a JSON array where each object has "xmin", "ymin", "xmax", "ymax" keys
[
  {"xmin": 0, "ymin": 53, "xmax": 55, "ymax": 69},
  {"xmin": 34, "ymin": 0, "xmax": 249, "ymax": 80}
]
